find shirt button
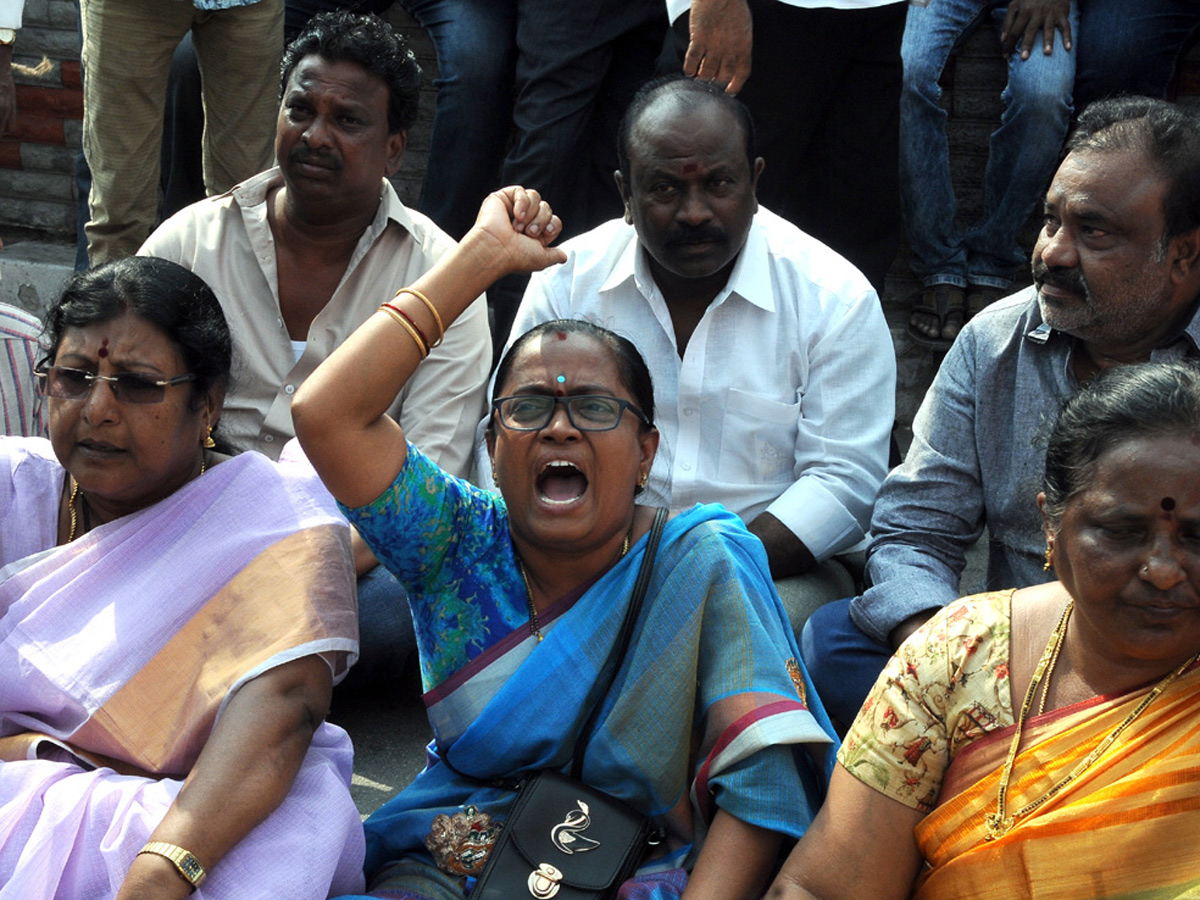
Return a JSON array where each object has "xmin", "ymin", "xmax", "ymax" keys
[
  {"xmin": 681, "ymin": 462, "xmax": 691, "ymax": 471},
  {"xmin": 284, "ymin": 384, "xmax": 295, "ymax": 395},
  {"xmin": 276, "ymin": 317, "xmax": 284, "ymax": 328},
  {"xmin": 263, "ymin": 434, "xmax": 275, "ymax": 443},
  {"xmin": 683, "ymin": 408, "xmax": 695, "ymax": 417}
]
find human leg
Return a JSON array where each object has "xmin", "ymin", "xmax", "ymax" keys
[
  {"xmin": 800, "ymin": 597, "xmax": 893, "ymax": 728},
  {"xmin": 491, "ymin": 0, "xmax": 663, "ymax": 342},
  {"xmin": 191, "ymin": 0, "xmax": 282, "ymax": 198},
  {"xmin": 899, "ymin": 0, "xmax": 989, "ymax": 343},
  {"xmin": 400, "ymin": 0, "xmax": 519, "ymax": 240},
  {"xmin": 736, "ymin": 2, "xmax": 905, "ymax": 294},
  {"xmin": 961, "ymin": 2, "xmax": 1075, "ymax": 289},
  {"xmin": 159, "ymin": 33, "xmax": 206, "ymax": 221},
  {"xmin": 1074, "ymin": 0, "xmax": 1200, "ymax": 106},
  {"xmin": 80, "ymin": 0, "xmax": 192, "ymax": 263}
]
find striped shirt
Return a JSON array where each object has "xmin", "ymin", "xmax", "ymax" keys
[{"xmin": 0, "ymin": 303, "xmax": 45, "ymax": 437}]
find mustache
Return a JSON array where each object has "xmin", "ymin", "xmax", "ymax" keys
[
  {"xmin": 288, "ymin": 146, "xmax": 341, "ymax": 170},
  {"xmin": 1032, "ymin": 260, "xmax": 1088, "ymax": 296},
  {"xmin": 665, "ymin": 224, "xmax": 727, "ymax": 247}
]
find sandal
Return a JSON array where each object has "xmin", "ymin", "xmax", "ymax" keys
[{"xmin": 906, "ymin": 284, "xmax": 966, "ymax": 350}]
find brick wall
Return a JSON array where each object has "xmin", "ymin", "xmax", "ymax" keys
[{"xmin": 1, "ymin": 0, "xmax": 82, "ymax": 238}]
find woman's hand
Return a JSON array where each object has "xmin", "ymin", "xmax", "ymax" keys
[
  {"xmin": 114, "ymin": 655, "xmax": 333, "ymax": 900},
  {"xmin": 462, "ymin": 186, "xmax": 567, "ymax": 280}
]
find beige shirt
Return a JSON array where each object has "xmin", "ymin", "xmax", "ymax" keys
[{"xmin": 141, "ymin": 168, "xmax": 491, "ymax": 476}]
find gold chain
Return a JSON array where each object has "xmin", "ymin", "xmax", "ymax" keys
[
  {"xmin": 986, "ymin": 599, "xmax": 1200, "ymax": 840},
  {"xmin": 66, "ymin": 453, "xmax": 207, "ymax": 543},
  {"xmin": 519, "ymin": 530, "xmax": 631, "ymax": 642}
]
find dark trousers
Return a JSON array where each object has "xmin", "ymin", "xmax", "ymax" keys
[{"xmin": 668, "ymin": 1, "xmax": 906, "ymax": 293}]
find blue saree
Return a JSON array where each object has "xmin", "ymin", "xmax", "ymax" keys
[{"xmin": 341, "ymin": 445, "xmax": 838, "ymax": 899}]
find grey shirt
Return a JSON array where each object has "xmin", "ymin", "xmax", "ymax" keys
[{"xmin": 851, "ymin": 287, "xmax": 1200, "ymax": 644}]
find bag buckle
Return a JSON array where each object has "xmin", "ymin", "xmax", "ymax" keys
[{"xmin": 527, "ymin": 863, "xmax": 564, "ymax": 898}]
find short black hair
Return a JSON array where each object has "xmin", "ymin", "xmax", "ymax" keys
[
  {"xmin": 280, "ymin": 10, "xmax": 422, "ymax": 134},
  {"xmin": 1042, "ymin": 360, "xmax": 1200, "ymax": 529},
  {"xmin": 616, "ymin": 75, "xmax": 757, "ymax": 184},
  {"xmin": 491, "ymin": 319, "xmax": 656, "ymax": 432},
  {"xmin": 1067, "ymin": 97, "xmax": 1200, "ymax": 245},
  {"xmin": 41, "ymin": 256, "xmax": 232, "ymax": 422}
]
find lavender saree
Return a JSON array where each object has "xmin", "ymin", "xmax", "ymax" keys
[{"xmin": 0, "ymin": 437, "xmax": 366, "ymax": 899}]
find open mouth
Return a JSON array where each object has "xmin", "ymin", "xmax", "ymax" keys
[{"xmin": 536, "ymin": 460, "xmax": 588, "ymax": 504}]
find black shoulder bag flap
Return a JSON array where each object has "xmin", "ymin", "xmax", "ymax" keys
[
  {"xmin": 473, "ymin": 769, "xmax": 652, "ymax": 900},
  {"xmin": 470, "ymin": 507, "xmax": 669, "ymax": 900}
]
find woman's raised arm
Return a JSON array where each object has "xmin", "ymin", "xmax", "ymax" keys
[{"xmin": 293, "ymin": 187, "xmax": 565, "ymax": 508}]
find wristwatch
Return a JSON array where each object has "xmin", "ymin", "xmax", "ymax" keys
[
  {"xmin": 138, "ymin": 842, "xmax": 208, "ymax": 890},
  {"xmin": 0, "ymin": 29, "xmax": 16, "ymax": 45}
]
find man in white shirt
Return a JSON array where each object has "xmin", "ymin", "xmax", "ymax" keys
[
  {"xmin": 491, "ymin": 76, "xmax": 896, "ymax": 628},
  {"xmin": 143, "ymin": 11, "xmax": 491, "ymax": 690}
]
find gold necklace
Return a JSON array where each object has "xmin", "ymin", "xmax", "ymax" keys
[
  {"xmin": 986, "ymin": 599, "xmax": 1200, "ymax": 840},
  {"xmin": 519, "ymin": 530, "xmax": 631, "ymax": 642},
  {"xmin": 66, "ymin": 453, "xmax": 207, "ymax": 543}
]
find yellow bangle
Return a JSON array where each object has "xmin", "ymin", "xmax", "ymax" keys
[
  {"xmin": 138, "ymin": 841, "xmax": 207, "ymax": 890},
  {"xmin": 379, "ymin": 304, "xmax": 429, "ymax": 359},
  {"xmin": 394, "ymin": 287, "xmax": 444, "ymax": 348}
]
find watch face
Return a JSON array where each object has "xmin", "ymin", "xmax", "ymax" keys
[
  {"xmin": 0, "ymin": 29, "xmax": 15, "ymax": 44},
  {"xmin": 180, "ymin": 856, "xmax": 204, "ymax": 882}
]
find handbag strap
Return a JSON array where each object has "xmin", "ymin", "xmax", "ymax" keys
[
  {"xmin": 439, "ymin": 507, "xmax": 668, "ymax": 789},
  {"xmin": 571, "ymin": 506, "xmax": 667, "ymax": 779}
]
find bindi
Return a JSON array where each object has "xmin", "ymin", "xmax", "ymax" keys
[
  {"xmin": 555, "ymin": 331, "xmax": 568, "ymax": 341},
  {"xmin": 1161, "ymin": 497, "xmax": 1177, "ymax": 512},
  {"xmin": 97, "ymin": 339, "xmax": 109, "ymax": 358}
]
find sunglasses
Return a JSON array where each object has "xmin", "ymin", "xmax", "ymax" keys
[
  {"xmin": 492, "ymin": 394, "xmax": 650, "ymax": 432},
  {"xmin": 36, "ymin": 366, "xmax": 197, "ymax": 405}
]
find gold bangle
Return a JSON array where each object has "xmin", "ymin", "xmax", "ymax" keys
[
  {"xmin": 138, "ymin": 841, "xmax": 207, "ymax": 889},
  {"xmin": 379, "ymin": 304, "xmax": 429, "ymax": 358},
  {"xmin": 395, "ymin": 287, "xmax": 444, "ymax": 348}
]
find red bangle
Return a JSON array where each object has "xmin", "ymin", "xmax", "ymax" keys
[{"xmin": 381, "ymin": 302, "xmax": 432, "ymax": 355}]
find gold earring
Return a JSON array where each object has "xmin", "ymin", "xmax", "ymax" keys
[
  {"xmin": 1043, "ymin": 544, "xmax": 1053, "ymax": 572},
  {"xmin": 638, "ymin": 473, "xmax": 648, "ymax": 488},
  {"xmin": 202, "ymin": 425, "xmax": 216, "ymax": 450}
]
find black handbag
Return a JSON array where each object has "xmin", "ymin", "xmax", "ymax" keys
[{"xmin": 461, "ymin": 507, "xmax": 669, "ymax": 900}]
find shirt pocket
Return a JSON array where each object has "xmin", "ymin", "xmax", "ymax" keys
[{"xmin": 717, "ymin": 389, "xmax": 800, "ymax": 484}]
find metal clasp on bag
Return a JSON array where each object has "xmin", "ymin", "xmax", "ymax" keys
[{"xmin": 528, "ymin": 863, "xmax": 564, "ymax": 899}]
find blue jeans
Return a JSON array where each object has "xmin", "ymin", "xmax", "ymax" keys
[
  {"xmin": 899, "ymin": 0, "xmax": 1076, "ymax": 289},
  {"xmin": 398, "ymin": 0, "xmax": 519, "ymax": 241},
  {"xmin": 1075, "ymin": 0, "xmax": 1200, "ymax": 107}
]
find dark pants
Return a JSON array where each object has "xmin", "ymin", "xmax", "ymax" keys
[
  {"xmin": 1074, "ymin": 0, "xmax": 1200, "ymax": 107},
  {"xmin": 667, "ymin": 2, "xmax": 906, "ymax": 293},
  {"xmin": 400, "ymin": 0, "xmax": 666, "ymax": 348},
  {"xmin": 800, "ymin": 596, "xmax": 893, "ymax": 727}
]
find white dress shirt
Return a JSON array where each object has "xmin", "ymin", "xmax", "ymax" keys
[
  {"xmin": 142, "ymin": 168, "xmax": 491, "ymax": 476},
  {"xmin": 489, "ymin": 208, "xmax": 895, "ymax": 562}
]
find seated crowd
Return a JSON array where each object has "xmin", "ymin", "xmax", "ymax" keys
[{"xmin": 3, "ymin": 9, "xmax": 1200, "ymax": 900}]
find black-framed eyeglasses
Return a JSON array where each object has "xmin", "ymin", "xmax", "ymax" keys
[
  {"xmin": 492, "ymin": 394, "xmax": 651, "ymax": 432},
  {"xmin": 36, "ymin": 366, "xmax": 198, "ymax": 405}
]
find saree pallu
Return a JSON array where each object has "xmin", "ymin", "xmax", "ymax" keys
[
  {"xmin": 0, "ymin": 441, "xmax": 366, "ymax": 899},
  {"xmin": 357, "ymin": 504, "xmax": 837, "ymax": 899},
  {"xmin": 914, "ymin": 664, "xmax": 1200, "ymax": 900}
]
